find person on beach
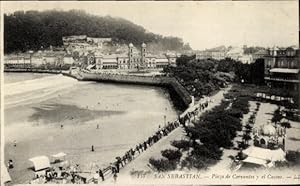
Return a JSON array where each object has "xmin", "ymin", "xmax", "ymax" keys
[
  {"xmin": 116, "ymin": 156, "xmax": 123, "ymax": 167},
  {"xmin": 115, "ymin": 161, "xmax": 120, "ymax": 173},
  {"xmin": 110, "ymin": 163, "xmax": 117, "ymax": 174},
  {"xmin": 153, "ymin": 134, "xmax": 158, "ymax": 143},
  {"xmin": 8, "ymin": 159, "xmax": 14, "ymax": 170},
  {"xmin": 61, "ymin": 124, "xmax": 63, "ymax": 129},
  {"xmin": 143, "ymin": 141, "xmax": 147, "ymax": 150},
  {"xmin": 122, "ymin": 155, "xmax": 127, "ymax": 165},
  {"xmin": 135, "ymin": 145, "xmax": 140, "ymax": 154},
  {"xmin": 127, "ymin": 151, "xmax": 132, "ymax": 162},
  {"xmin": 130, "ymin": 148, "xmax": 135, "ymax": 157},
  {"xmin": 91, "ymin": 145, "xmax": 95, "ymax": 152},
  {"xmin": 98, "ymin": 169, "xmax": 105, "ymax": 181},
  {"xmin": 139, "ymin": 143, "xmax": 143, "ymax": 152},
  {"xmin": 147, "ymin": 137, "xmax": 152, "ymax": 146}
]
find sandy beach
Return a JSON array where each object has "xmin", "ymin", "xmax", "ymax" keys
[{"xmin": 4, "ymin": 73, "xmax": 179, "ymax": 184}]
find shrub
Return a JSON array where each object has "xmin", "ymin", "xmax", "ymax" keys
[
  {"xmin": 238, "ymin": 142, "xmax": 249, "ymax": 149},
  {"xmin": 161, "ymin": 149, "xmax": 182, "ymax": 161},
  {"xmin": 232, "ymin": 96, "xmax": 250, "ymax": 114},
  {"xmin": 149, "ymin": 158, "xmax": 177, "ymax": 172},
  {"xmin": 253, "ymin": 139, "xmax": 260, "ymax": 147},
  {"xmin": 171, "ymin": 140, "xmax": 191, "ymax": 151},
  {"xmin": 286, "ymin": 151, "xmax": 300, "ymax": 165},
  {"xmin": 192, "ymin": 144, "xmax": 223, "ymax": 160},
  {"xmin": 182, "ymin": 156, "xmax": 208, "ymax": 170},
  {"xmin": 227, "ymin": 108, "xmax": 243, "ymax": 118},
  {"xmin": 274, "ymin": 161, "xmax": 289, "ymax": 168}
]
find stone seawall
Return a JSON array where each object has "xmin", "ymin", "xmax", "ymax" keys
[{"xmin": 74, "ymin": 72, "xmax": 192, "ymax": 109}]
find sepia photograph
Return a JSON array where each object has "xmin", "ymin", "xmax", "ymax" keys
[{"xmin": 1, "ymin": 1, "xmax": 299, "ymax": 185}]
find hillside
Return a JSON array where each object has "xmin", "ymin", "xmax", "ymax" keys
[{"xmin": 4, "ymin": 10, "xmax": 191, "ymax": 54}]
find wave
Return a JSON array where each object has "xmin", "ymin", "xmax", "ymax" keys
[
  {"xmin": 4, "ymin": 74, "xmax": 87, "ymax": 108},
  {"xmin": 5, "ymin": 74, "xmax": 76, "ymax": 96}
]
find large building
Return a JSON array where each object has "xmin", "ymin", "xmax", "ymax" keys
[
  {"xmin": 263, "ymin": 47, "xmax": 300, "ymax": 98},
  {"xmin": 92, "ymin": 43, "xmax": 177, "ymax": 70},
  {"xmin": 4, "ymin": 50, "xmax": 74, "ymax": 69}
]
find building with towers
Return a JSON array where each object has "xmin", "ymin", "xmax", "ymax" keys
[{"xmin": 94, "ymin": 42, "xmax": 177, "ymax": 70}]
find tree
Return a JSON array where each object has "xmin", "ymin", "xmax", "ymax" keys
[
  {"xmin": 242, "ymin": 133, "xmax": 251, "ymax": 145},
  {"xmin": 4, "ymin": 10, "xmax": 190, "ymax": 54},
  {"xmin": 272, "ymin": 107, "xmax": 283, "ymax": 126},
  {"xmin": 245, "ymin": 123, "xmax": 253, "ymax": 131}
]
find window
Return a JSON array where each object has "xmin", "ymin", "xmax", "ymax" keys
[{"xmin": 291, "ymin": 61, "xmax": 295, "ymax": 68}]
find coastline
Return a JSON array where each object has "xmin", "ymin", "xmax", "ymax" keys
[
  {"xmin": 4, "ymin": 72, "xmax": 180, "ymax": 184},
  {"xmin": 4, "ymin": 69, "xmax": 192, "ymax": 111}
]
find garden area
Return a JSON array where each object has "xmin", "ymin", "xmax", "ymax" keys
[
  {"xmin": 163, "ymin": 55, "xmax": 266, "ymax": 100},
  {"xmin": 149, "ymin": 85, "xmax": 252, "ymax": 171}
]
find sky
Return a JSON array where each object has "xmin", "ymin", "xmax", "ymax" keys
[{"xmin": 2, "ymin": 1, "xmax": 299, "ymax": 50}]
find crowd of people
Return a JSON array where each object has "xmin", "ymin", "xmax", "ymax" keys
[
  {"xmin": 28, "ymin": 163, "xmax": 108, "ymax": 184},
  {"xmin": 108, "ymin": 120, "xmax": 181, "ymax": 181},
  {"xmin": 106, "ymin": 99, "xmax": 211, "ymax": 181}
]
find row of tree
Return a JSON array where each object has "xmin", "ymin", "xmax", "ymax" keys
[
  {"xmin": 164, "ymin": 55, "xmax": 265, "ymax": 99},
  {"xmin": 4, "ymin": 10, "xmax": 191, "ymax": 53},
  {"xmin": 164, "ymin": 55, "xmax": 266, "ymax": 99}
]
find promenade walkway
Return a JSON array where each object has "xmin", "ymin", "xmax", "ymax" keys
[{"xmin": 105, "ymin": 86, "xmax": 232, "ymax": 183}]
